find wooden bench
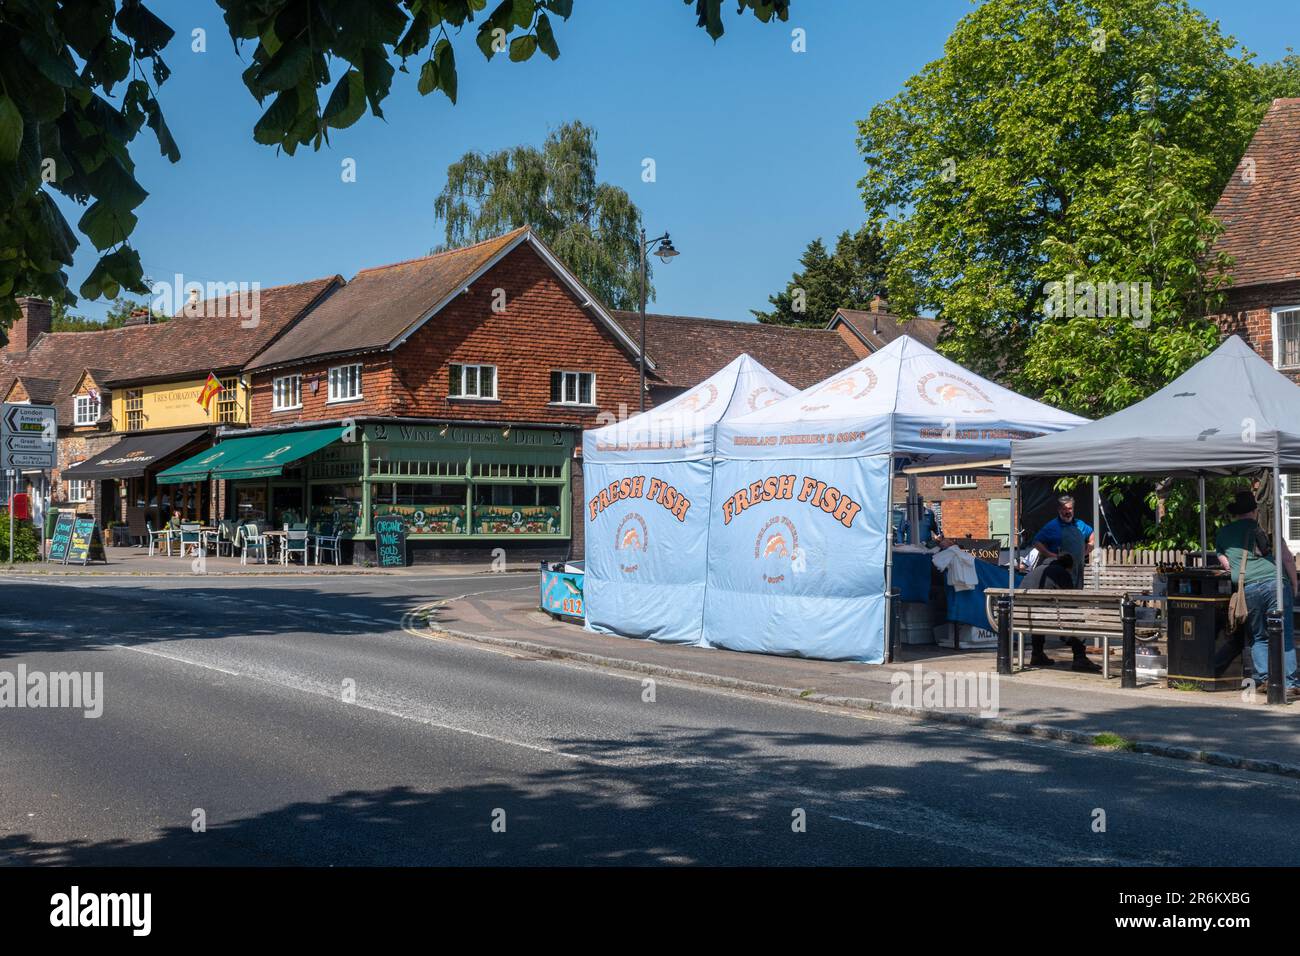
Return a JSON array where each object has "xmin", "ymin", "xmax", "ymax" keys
[
  {"xmin": 1084, "ymin": 565, "xmax": 1159, "ymax": 592},
  {"xmin": 984, "ymin": 587, "xmax": 1160, "ymax": 678}
]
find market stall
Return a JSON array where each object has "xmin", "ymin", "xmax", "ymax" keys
[
  {"xmin": 702, "ymin": 335, "xmax": 1086, "ymax": 662},
  {"xmin": 1009, "ymin": 335, "xmax": 1300, "ymax": 701},
  {"xmin": 582, "ymin": 354, "xmax": 794, "ymax": 645}
]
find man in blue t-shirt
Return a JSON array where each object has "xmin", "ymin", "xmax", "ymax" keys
[{"xmin": 1032, "ymin": 494, "xmax": 1094, "ymax": 588}]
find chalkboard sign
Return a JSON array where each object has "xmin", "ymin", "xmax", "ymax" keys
[
  {"xmin": 373, "ymin": 513, "xmax": 408, "ymax": 567},
  {"xmin": 47, "ymin": 512, "xmax": 75, "ymax": 563},
  {"xmin": 65, "ymin": 516, "xmax": 106, "ymax": 566}
]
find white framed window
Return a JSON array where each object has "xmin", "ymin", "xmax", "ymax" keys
[
  {"xmin": 74, "ymin": 393, "xmax": 101, "ymax": 426},
  {"xmin": 1272, "ymin": 305, "xmax": 1300, "ymax": 369},
  {"xmin": 550, "ymin": 370, "xmax": 595, "ymax": 406},
  {"xmin": 272, "ymin": 374, "xmax": 302, "ymax": 411},
  {"xmin": 66, "ymin": 479, "xmax": 89, "ymax": 503},
  {"xmin": 1284, "ymin": 475, "xmax": 1300, "ymax": 552},
  {"xmin": 328, "ymin": 364, "xmax": 362, "ymax": 403},
  {"xmin": 943, "ymin": 473, "xmax": 978, "ymax": 489},
  {"xmin": 449, "ymin": 363, "xmax": 497, "ymax": 400}
]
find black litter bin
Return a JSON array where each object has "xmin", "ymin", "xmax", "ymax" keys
[{"xmin": 1164, "ymin": 568, "xmax": 1242, "ymax": 691}]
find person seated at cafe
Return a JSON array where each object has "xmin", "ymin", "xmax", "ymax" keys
[
  {"xmin": 897, "ymin": 497, "xmax": 943, "ymax": 547},
  {"xmin": 1032, "ymin": 494, "xmax": 1094, "ymax": 588},
  {"xmin": 1215, "ymin": 490, "xmax": 1300, "ymax": 701},
  {"xmin": 1020, "ymin": 554, "xmax": 1101, "ymax": 672}
]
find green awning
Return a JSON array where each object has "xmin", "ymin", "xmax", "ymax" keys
[
  {"xmin": 156, "ymin": 427, "xmax": 346, "ymax": 484},
  {"xmin": 156, "ymin": 440, "xmax": 251, "ymax": 485},
  {"xmin": 214, "ymin": 426, "xmax": 348, "ymax": 480}
]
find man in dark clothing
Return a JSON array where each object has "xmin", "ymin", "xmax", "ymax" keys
[{"xmin": 1021, "ymin": 554, "xmax": 1102, "ymax": 672}]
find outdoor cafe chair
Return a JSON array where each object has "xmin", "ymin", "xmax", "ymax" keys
[
  {"xmin": 283, "ymin": 527, "xmax": 310, "ymax": 566},
  {"xmin": 214, "ymin": 519, "xmax": 238, "ymax": 557},
  {"xmin": 314, "ymin": 521, "xmax": 343, "ymax": 566},
  {"xmin": 238, "ymin": 523, "xmax": 269, "ymax": 566},
  {"xmin": 145, "ymin": 520, "xmax": 172, "ymax": 557},
  {"xmin": 178, "ymin": 522, "xmax": 202, "ymax": 557}
]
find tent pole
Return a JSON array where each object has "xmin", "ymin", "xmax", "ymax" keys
[
  {"xmin": 1271, "ymin": 466, "xmax": 1287, "ymax": 706},
  {"xmin": 884, "ymin": 459, "xmax": 896, "ymax": 662},
  {"xmin": 906, "ymin": 474, "xmax": 920, "ymax": 546},
  {"xmin": 1009, "ymin": 474, "xmax": 1018, "ymax": 670},
  {"xmin": 1092, "ymin": 475, "xmax": 1101, "ymax": 581},
  {"xmin": 1198, "ymin": 475, "xmax": 1207, "ymax": 563}
]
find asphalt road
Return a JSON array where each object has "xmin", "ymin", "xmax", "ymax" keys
[{"xmin": 0, "ymin": 571, "xmax": 1296, "ymax": 866}]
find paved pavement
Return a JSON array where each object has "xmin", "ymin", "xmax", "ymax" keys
[{"xmin": 1, "ymin": 572, "xmax": 1297, "ymax": 865}]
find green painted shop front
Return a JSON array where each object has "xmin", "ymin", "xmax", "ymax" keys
[{"xmin": 224, "ymin": 422, "xmax": 574, "ymax": 560}]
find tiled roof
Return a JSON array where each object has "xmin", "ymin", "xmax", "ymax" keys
[
  {"xmin": 1211, "ymin": 98, "xmax": 1300, "ymax": 289},
  {"xmin": 830, "ymin": 307, "xmax": 943, "ymax": 351},
  {"xmin": 247, "ymin": 228, "xmax": 530, "ymax": 371},
  {"xmin": 0, "ymin": 324, "xmax": 167, "ymax": 427},
  {"xmin": 106, "ymin": 275, "xmax": 342, "ymax": 384},
  {"xmin": 611, "ymin": 311, "xmax": 860, "ymax": 390}
]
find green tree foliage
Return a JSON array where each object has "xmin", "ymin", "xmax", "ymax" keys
[
  {"xmin": 857, "ymin": 0, "xmax": 1283, "ymax": 416},
  {"xmin": 1, "ymin": 1, "xmax": 788, "ymax": 329},
  {"xmin": 49, "ymin": 295, "xmax": 161, "ymax": 330},
  {"xmin": 435, "ymin": 121, "xmax": 647, "ymax": 311},
  {"xmin": 752, "ymin": 224, "xmax": 889, "ymax": 328}
]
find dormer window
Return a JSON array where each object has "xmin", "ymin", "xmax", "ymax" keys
[{"xmin": 74, "ymin": 393, "xmax": 101, "ymax": 426}]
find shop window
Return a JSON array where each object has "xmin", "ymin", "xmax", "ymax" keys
[
  {"xmin": 74, "ymin": 393, "xmax": 101, "ymax": 426},
  {"xmin": 125, "ymin": 389, "xmax": 144, "ymax": 431},
  {"xmin": 328, "ymin": 364, "xmax": 363, "ymax": 402},
  {"xmin": 273, "ymin": 374, "xmax": 302, "ymax": 411},
  {"xmin": 310, "ymin": 483, "xmax": 361, "ymax": 534},
  {"xmin": 371, "ymin": 481, "xmax": 467, "ymax": 534},
  {"xmin": 233, "ymin": 484, "xmax": 268, "ymax": 524},
  {"xmin": 472, "ymin": 483, "xmax": 562, "ymax": 534},
  {"xmin": 449, "ymin": 364, "xmax": 497, "ymax": 400},
  {"xmin": 217, "ymin": 377, "xmax": 240, "ymax": 423},
  {"xmin": 550, "ymin": 370, "xmax": 595, "ymax": 406}
]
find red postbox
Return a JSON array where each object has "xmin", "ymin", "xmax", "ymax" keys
[{"xmin": 10, "ymin": 493, "xmax": 30, "ymax": 520}]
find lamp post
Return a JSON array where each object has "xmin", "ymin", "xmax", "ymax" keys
[{"xmin": 639, "ymin": 228, "xmax": 679, "ymax": 413}]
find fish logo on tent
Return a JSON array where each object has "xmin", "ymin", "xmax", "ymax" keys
[
  {"xmin": 917, "ymin": 371, "xmax": 994, "ymax": 413},
  {"xmin": 747, "ymin": 386, "xmax": 787, "ymax": 411},
  {"xmin": 762, "ymin": 532, "xmax": 789, "ymax": 558},
  {"xmin": 678, "ymin": 384, "xmax": 719, "ymax": 414},
  {"xmin": 803, "ymin": 369, "xmax": 877, "ymax": 410},
  {"xmin": 754, "ymin": 516, "xmax": 799, "ymax": 585},
  {"xmin": 615, "ymin": 513, "xmax": 648, "ymax": 574}
]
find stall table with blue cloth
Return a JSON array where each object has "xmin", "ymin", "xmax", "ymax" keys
[{"xmin": 895, "ymin": 550, "xmax": 1022, "ymax": 649}]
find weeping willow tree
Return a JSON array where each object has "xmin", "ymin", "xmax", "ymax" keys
[{"xmin": 433, "ymin": 121, "xmax": 648, "ymax": 311}]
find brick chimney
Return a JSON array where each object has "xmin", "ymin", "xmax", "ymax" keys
[
  {"xmin": 6, "ymin": 297, "xmax": 53, "ymax": 354},
  {"xmin": 868, "ymin": 294, "xmax": 889, "ymax": 335},
  {"xmin": 122, "ymin": 307, "xmax": 154, "ymax": 327}
]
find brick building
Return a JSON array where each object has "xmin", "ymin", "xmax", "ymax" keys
[
  {"xmin": 162, "ymin": 227, "xmax": 653, "ymax": 563},
  {"xmin": 1208, "ymin": 96, "xmax": 1300, "ymax": 547}
]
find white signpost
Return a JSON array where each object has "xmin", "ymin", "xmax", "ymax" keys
[{"xmin": 2, "ymin": 402, "xmax": 57, "ymax": 564}]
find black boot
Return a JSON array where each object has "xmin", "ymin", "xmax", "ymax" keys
[
  {"xmin": 1070, "ymin": 638, "xmax": 1102, "ymax": 673},
  {"xmin": 1029, "ymin": 636, "xmax": 1053, "ymax": 667}
]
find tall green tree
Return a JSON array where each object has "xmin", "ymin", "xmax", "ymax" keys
[
  {"xmin": 0, "ymin": 1, "xmax": 790, "ymax": 327},
  {"xmin": 435, "ymin": 121, "xmax": 647, "ymax": 311},
  {"xmin": 753, "ymin": 224, "xmax": 889, "ymax": 328},
  {"xmin": 857, "ymin": 0, "xmax": 1282, "ymax": 414}
]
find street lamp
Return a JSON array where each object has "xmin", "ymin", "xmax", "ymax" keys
[{"xmin": 639, "ymin": 228, "xmax": 679, "ymax": 413}]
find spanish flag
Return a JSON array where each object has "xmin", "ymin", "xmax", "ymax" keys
[{"xmin": 197, "ymin": 373, "xmax": 224, "ymax": 412}]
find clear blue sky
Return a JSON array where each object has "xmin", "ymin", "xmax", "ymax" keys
[{"xmin": 59, "ymin": 0, "xmax": 1299, "ymax": 324}]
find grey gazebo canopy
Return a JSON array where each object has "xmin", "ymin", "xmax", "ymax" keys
[{"xmin": 1010, "ymin": 336, "xmax": 1300, "ymax": 477}]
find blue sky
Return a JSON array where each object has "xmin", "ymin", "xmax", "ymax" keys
[{"xmin": 60, "ymin": 0, "xmax": 1299, "ymax": 324}]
